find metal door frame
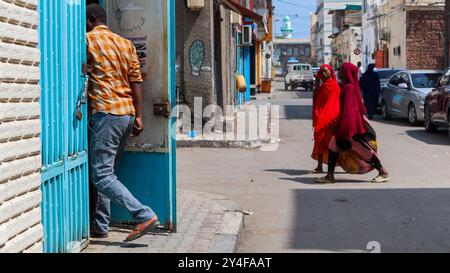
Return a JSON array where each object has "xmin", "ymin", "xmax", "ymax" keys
[{"xmin": 97, "ymin": 0, "xmax": 177, "ymax": 232}]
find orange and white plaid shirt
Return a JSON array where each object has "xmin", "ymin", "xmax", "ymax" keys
[{"xmin": 87, "ymin": 25, "xmax": 143, "ymax": 116}]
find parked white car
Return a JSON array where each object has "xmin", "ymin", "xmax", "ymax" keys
[{"xmin": 284, "ymin": 64, "xmax": 315, "ymax": 91}]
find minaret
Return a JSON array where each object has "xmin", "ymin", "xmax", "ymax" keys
[{"xmin": 280, "ymin": 16, "xmax": 294, "ymax": 39}]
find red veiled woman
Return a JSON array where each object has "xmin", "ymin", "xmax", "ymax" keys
[
  {"xmin": 311, "ymin": 64, "xmax": 341, "ymax": 173},
  {"xmin": 316, "ymin": 62, "xmax": 390, "ymax": 184}
]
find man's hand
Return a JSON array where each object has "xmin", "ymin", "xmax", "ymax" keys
[
  {"xmin": 131, "ymin": 117, "xmax": 144, "ymax": 137},
  {"xmin": 130, "ymin": 82, "xmax": 144, "ymax": 137}
]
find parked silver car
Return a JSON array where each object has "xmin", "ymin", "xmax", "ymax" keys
[
  {"xmin": 375, "ymin": 68, "xmax": 404, "ymax": 107},
  {"xmin": 376, "ymin": 68, "xmax": 404, "ymax": 89},
  {"xmin": 380, "ymin": 70, "xmax": 443, "ymax": 125}
]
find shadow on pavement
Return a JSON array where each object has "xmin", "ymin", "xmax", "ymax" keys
[
  {"xmin": 290, "ymin": 188, "xmax": 450, "ymax": 253},
  {"xmin": 265, "ymin": 169, "xmax": 310, "ymax": 176},
  {"xmin": 265, "ymin": 169, "xmax": 346, "ymax": 177},
  {"xmin": 89, "ymin": 240, "xmax": 149, "ymax": 249},
  {"xmin": 281, "ymin": 105, "xmax": 313, "ymax": 120},
  {"xmin": 371, "ymin": 116, "xmax": 423, "ymax": 128},
  {"xmin": 279, "ymin": 177, "xmax": 368, "ymax": 185},
  {"xmin": 405, "ymin": 129, "xmax": 449, "ymax": 146}
]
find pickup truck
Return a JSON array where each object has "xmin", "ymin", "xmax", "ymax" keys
[{"xmin": 284, "ymin": 63, "xmax": 315, "ymax": 91}]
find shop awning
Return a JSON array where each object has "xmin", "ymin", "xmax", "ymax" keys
[{"xmin": 222, "ymin": 0, "xmax": 264, "ymax": 22}]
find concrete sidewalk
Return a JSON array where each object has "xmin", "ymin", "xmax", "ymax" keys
[
  {"xmin": 177, "ymin": 92, "xmax": 277, "ymax": 149},
  {"xmin": 84, "ymin": 190, "xmax": 244, "ymax": 253}
]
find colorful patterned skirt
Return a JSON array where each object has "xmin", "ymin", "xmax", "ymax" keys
[{"xmin": 329, "ymin": 117, "xmax": 380, "ymax": 175}]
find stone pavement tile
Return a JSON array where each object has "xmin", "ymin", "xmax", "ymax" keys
[
  {"xmin": 161, "ymin": 239, "xmax": 180, "ymax": 250},
  {"xmin": 199, "ymin": 227, "xmax": 217, "ymax": 235},
  {"xmin": 177, "ymin": 238, "xmax": 195, "ymax": 249},
  {"xmin": 84, "ymin": 190, "xmax": 244, "ymax": 254}
]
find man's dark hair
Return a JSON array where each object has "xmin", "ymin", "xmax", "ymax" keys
[
  {"xmin": 87, "ymin": 4, "xmax": 107, "ymax": 24},
  {"xmin": 357, "ymin": 61, "xmax": 362, "ymax": 67}
]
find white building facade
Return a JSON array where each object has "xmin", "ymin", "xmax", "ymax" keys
[
  {"xmin": 361, "ymin": 0, "xmax": 383, "ymax": 69},
  {"xmin": 315, "ymin": 0, "xmax": 362, "ymax": 65}
]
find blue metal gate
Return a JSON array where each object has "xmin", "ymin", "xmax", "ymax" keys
[{"xmin": 39, "ymin": 0, "xmax": 90, "ymax": 253}]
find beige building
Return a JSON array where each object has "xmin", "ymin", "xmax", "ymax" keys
[
  {"xmin": 331, "ymin": 26, "xmax": 363, "ymax": 68},
  {"xmin": 329, "ymin": 4, "xmax": 363, "ymax": 68},
  {"xmin": 377, "ymin": 0, "xmax": 445, "ymax": 69}
]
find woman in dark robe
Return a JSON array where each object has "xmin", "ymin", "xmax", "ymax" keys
[
  {"xmin": 316, "ymin": 62, "xmax": 390, "ymax": 184},
  {"xmin": 311, "ymin": 64, "xmax": 341, "ymax": 173},
  {"xmin": 359, "ymin": 64, "xmax": 381, "ymax": 120}
]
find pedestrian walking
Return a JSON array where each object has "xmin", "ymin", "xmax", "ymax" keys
[
  {"xmin": 86, "ymin": 4, "xmax": 159, "ymax": 242},
  {"xmin": 359, "ymin": 64, "xmax": 381, "ymax": 120},
  {"xmin": 358, "ymin": 62, "xmax": 365, "ymax": 80},
  {"xmin": 316, "ymin": 62, "xmax": 390, "ymax": 184},
  {"xmin": 311, "ymin": 64, "xmax": 341, "ymax": 173}
]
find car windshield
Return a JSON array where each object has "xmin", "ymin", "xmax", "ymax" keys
[
  {"xmin": 293, "ymin": 65, "xmax": 310, "ymax": 71},
  {"xmin": 377, "ymin": 70, "xmax": 402, "ymax": 80},
  {"xmin": 411, "ymin": 73, "xmax": 442, "ymax": 88}
]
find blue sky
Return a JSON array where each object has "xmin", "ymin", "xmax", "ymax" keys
[{"xmin": 272, "ymin": 0, "xmax": 316, "ymax": 39}]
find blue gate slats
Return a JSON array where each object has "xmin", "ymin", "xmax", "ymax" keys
[{"xmin": 39, "ymin": 0, "xmax": 89, "ymax": 253}]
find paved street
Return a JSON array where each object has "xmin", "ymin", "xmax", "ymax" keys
[{"xmin": 178, "ymin": 80, "xmax": 450, "ymax": 253}]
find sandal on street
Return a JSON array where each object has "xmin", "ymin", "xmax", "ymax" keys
[
  {"xmin": 309, "ymin": 169, "xmax": 324, "ymax": 174},
  {"xmin": 315, "ymin": 176, "xmax": 335, "ymax": 184},
  {"xmin": 371, "ymin": 174, "xmax": 390, "ymax": 183},
  {"xmin": 124, "ymin": 216, "xmax": 160, "ymax": 242}
]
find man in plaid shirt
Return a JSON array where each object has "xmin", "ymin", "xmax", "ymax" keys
[{"xmin": 86, "ymin": 4, "xmax": 158, "ymax": 242}]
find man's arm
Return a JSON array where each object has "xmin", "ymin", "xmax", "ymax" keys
[
  {"xmin": 129, "ymin": 43, "xmax": 145, "ymax": 137},
  {"xmin": 131, "ymin": 82, "xmax": 144, "ymax": 137}
]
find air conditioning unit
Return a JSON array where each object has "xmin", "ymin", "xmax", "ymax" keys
[
  {"xmin": 187, "ymin": 0, "xmax": 204, "ymax": 11},
  {"xmin": 231, "ymin": 11, "xmax": 242, "ymax": 25},
  {"xmin": 242, "ymin": 25, "xmax": 253, "ymax": 45},
  {"xmin": 380, "ymin": 29, "xmax": 390, "ymax": 42}
]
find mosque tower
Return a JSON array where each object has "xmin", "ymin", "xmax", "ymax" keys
[{"xmin": 280, "ymin": 15, "xmax": 294, "ymax": 38}]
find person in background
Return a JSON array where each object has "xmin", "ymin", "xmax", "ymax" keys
[
  {"xmin": 358, "ymin": 62, "xmax": 365, "ymax": 80},
  {"xmin": 359, "ymin": 64, "xmax": 381, "ymax": 120},
  {"xmin": 316, "ymin": 63, "xmax": 390, "ymax": 184},
  {"xmin": 311, "ymin": 64, "xmax": 341, "ymax": 174},
  {"xmin": 86, "ymin": 4, "xmax": 159, "ymax": 242}
]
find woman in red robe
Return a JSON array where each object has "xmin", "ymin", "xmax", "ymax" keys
[
  {"xmin": 311, "ymin": 64, "xmax": 341, "ymax": 173},
  {"xmin": 316, "ymin": 62, "xmax": 390, "ymax": 184}
]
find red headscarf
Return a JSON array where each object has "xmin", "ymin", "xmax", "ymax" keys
[
  {"xmin": 312, "ymin": 64, "xmax": 341, "ymax": 158},
  {"xmin": 316, "ymin": 64, "xmax": 337, "ymax": 82},
  {"xmin": 334, "ymin": 62, "xmax": 367, "ymax": 140}
]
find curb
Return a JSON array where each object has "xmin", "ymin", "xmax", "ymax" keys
[
  {"xmin": 177, "ymin": 139, "xmax": 271, "ymax": 149},
  {"xmin": 195, "ymin": 192, "xmax": 245, "ymax": 253}
]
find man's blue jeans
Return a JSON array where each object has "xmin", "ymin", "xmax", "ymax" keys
[{"xmin": 89, "ymin": 112, "xmax": 155, "ymax": 235}]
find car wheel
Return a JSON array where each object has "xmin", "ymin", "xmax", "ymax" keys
[
  {"xmin": 408, "ymin": 104, "xmax": 418, "ymax": 125},
  {"xmin": 381, "ymin": 100, "xmax": 391, "ymax": 120},
  {"xmin": 290, "ymin": 82, "xmax": 295, "ymax": 91},
  {"xmin": 424, "ymin": 105, "xmax": 437, "ymax": 133}
]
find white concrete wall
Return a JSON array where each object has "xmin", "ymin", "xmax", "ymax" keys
[{"xmin": 0, "ymin": 0, "xmax": 43, "ymax": 253}]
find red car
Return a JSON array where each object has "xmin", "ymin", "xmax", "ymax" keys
[{"xmin": 424, "ymin": 68, "xmax": 450, "ymax": 137}]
